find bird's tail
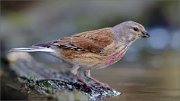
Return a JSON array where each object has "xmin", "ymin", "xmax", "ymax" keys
[{"xmin": 9, "ymin": 47, "xmax": 55, "ymax": 53}]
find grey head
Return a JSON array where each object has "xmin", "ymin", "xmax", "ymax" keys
[{"xmin": 112, "ymin": 21, "xmax": 150, "ymax": 44}]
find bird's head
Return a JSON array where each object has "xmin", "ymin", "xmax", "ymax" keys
[{"xmin": 112, "ymin": 21, "xmax": 150, "ymax": 44}]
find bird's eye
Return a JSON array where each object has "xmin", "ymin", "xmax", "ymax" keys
[{"xmin": 133, "ymin": 27, "xmax": 139, "ymax": 32}]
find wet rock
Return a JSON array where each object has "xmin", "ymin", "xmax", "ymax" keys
[{"xmin": 5, "ymin": 52, "xmax": 120, "ymax": 101}]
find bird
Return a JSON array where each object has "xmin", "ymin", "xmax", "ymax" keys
[{"xmin": 10, "ymin": 21, "xmax": 150, "ymax": 88}]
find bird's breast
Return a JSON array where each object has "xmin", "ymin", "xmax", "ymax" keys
[{"xmin": 104, "ymin": 45, "xmax": 128, "ymax": 65}]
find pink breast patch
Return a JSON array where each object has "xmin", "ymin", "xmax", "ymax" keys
[{"xmin": 105, "ymin": 46, "xmax": 127, "ymax": 64}]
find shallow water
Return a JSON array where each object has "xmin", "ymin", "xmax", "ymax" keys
[{"xmin": 92, "ymin": 66, "xmax": 180, "ymax": 101}]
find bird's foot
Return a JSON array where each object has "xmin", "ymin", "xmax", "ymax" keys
[
  {"xmin": 95, "ymin": 82, "xmax": 113, "ymax": 90},
  {"xmin": 76, "ymin": 75, "xmax": 90, "ymax": 87},
  {"xmin": 86, "ymin": 76, "xmax": 113, "ymax": 90}
]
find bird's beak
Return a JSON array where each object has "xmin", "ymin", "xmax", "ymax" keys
[{"xmin": 141, "ymin": 31, "xmax": 150, "ymax": 38}]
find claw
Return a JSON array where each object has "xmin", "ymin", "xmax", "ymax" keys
[
  {"xmin": 76, "ymin": 75, "xmax": 89, "ymax": 87},
  {"xmin": 95, "ymin": 82, "xmax": 113, "ymax": 90},
  {"xmin": 85, "ymin": 75, "xmax": 113, "ymax": 90},
  {"xmin": 83, "ymin": 70, "xmax": 113, "ymax": 90}
]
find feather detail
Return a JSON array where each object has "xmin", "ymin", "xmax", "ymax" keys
[
  {"xmin": 9, "ymin": 47, "xmax": 55, "ymax": 53},
  {"xmin": 55, "ymin": 28, "xmax": 114, "ymax": 54},
  {"xmin": 104, "ymin": 45, "xmax": 128, "ymax": 64},
  {"xmin": 33, "ymin": 40, "xmax": 59, "ymax": 48}
]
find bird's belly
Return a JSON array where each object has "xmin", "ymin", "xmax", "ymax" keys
[
  {"xmin": 70, "ymin": 53, "xmax": 106, "ymax": 67},
  {"xmin": 59, "ymin": 46, "xmax": 127, "ymax": 68}
]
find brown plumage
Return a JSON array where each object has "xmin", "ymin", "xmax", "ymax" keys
[
  {"xmin": 53, "ymin": 28, "xmax": 114, "ymax": 64},
  {"xmin": 57, "ymin": 28, "xmax": 113, "ymax": 52}
]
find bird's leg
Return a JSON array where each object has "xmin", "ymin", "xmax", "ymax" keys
[
  {"xmin": 84, "ymin": 70, "xmax": 112, "ymax": 89},
  {"xmin": 70, "ymin": 65, "xmax": 89, "ymax": 86},
  {"xmin": 76, "ymin": 74, "xmax": 89, "ymax": 86},
  {"xmin": 84, "ymin": 70, "xmax": 102, "ymax": 85}
]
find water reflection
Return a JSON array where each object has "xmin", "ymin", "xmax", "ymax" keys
[{"xmin": 92, "ymin": 67, "xmax": 180, "ymax": 101}]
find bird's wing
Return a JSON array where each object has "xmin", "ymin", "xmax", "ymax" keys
[
  {"xmin": 55, "ymin": 28, "xmax": 114, "ymax": 53},
  {"xmin": 33, "ymin": 28, "xmax": 114, "ymax": 53}
]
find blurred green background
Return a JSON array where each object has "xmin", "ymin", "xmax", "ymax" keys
[{"xmin": 0, "ymin": 0, "xmax": 180, "ymax": 101}]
